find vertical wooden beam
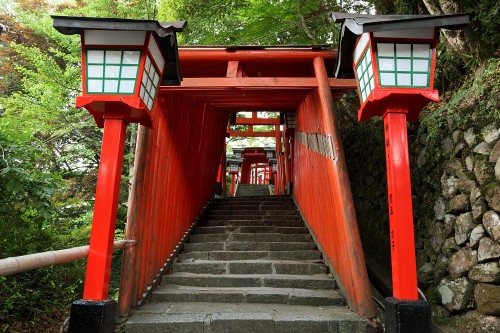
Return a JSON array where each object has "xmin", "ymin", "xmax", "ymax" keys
[
  {"xmin": 312, "ymin": 56, "xmax": 376, "ymax": 319},
  {"xmin": 118, "ymin": 126, "xmax": 149, "ymax": 315}
]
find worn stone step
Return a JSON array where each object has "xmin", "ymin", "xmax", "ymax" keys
[
  {"xmin": 201, "ymin": 219, "xmax": 305, "ymax": 227},
  {"xmin": 125, "ymin": 302, "xmax": 373, "ymax": 333},
  {"xmin": 192, "ymin": 226, "xmax": 309, "ymax": 235},
  {"xmin": 202, "ymin": 214, "xmax": 303, "ymax": 221},
  {"xmin": 188, "ymin": 233, "xmax": 311, "ymax": 243},
  {"xmin": 215, "ymin": 196, "xmax": 292, "ymax": 202},
  {"xmin": 183, "ymin": 241, "xmax": 317, "ymax": 252},
  {"xmin": 162, "ymin": 272, "xmax": 336, "ymax": 290},
  {"xmin": 153, "ymin": 285, "xmax": 343, "ymax": 306},
  {"xmin": 172, "ymin": 260, "xmax": 328, "ymax": 275},
  {"xmin": 208, "ymin": 209, "xmax": 299, "ymax": 216},
  {"xmin": 178, "ymin": 250, "xmax": 322, "ymax": 262},
  {"xmin": 212, "ymin": 202, "xmax": 293, "ymax": 207}
]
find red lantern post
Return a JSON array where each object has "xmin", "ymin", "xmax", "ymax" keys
[
  {"xmin": 52, "ymin": 16, "xmax": 185, "ymax": 332},
  {"xmin": 333, "ymin": 12, "xmax": 469, "ymax": 333}
]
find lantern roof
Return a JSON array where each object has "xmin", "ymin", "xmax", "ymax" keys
[
  {"xmin": 332, "ymin": 12, "xmax": 470, "ymax": 78},
  {"xmin": 227, "ymin": 157, "xmax": 244, "ymax": 165},
  {"xmin": 51, "ymin": 15, "xmax": 186, "ymax": 85}
]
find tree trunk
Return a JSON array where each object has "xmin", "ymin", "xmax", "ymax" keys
[{"xmin": 422, "ymin": 0, "xmax": 470, "ymax": 54}]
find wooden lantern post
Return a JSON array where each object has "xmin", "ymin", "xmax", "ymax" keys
[
  {"xmin": 52, "ymin": 16, "xmax": 184, "ymax": 333},
  {"xmin": 332, "ymin": 12, "xmax": 469, "ymax": 333}
]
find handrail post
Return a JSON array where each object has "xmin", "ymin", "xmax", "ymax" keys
[{"xmin": 118, "ymin": 125, "xmax": 149, "ymax": 316}]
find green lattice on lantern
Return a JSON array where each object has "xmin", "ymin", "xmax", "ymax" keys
[
  {"xmin": 376, "ymin": 43, "xmax": 432, "ymax": 88},
  {"xmin": 86, "ymin": 50, "xmax": 141, "ymax": 94},
  {"xmin": 355, "ymin": 46, "xmax": 375, "ymax": 103},
  {"xmin": 139, "ymin": 56, "xmax": 161, "ymax": 111}
]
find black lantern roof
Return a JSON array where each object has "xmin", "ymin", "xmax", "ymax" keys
[
  {"xmin": 51, "ymin": 16, "xmax": 186, "ymax": 85},
  {"xmin": 332, "ymin": 12, "xmax": 470, "ymax": 78},
  {"xmin": 227, "ymin": 157, "xmax": 243, "ymax": 166}
]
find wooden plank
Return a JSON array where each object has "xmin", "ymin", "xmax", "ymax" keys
[
  {"xmin": 229, "ymin": 131, "xmax": 276, "ymax": 137},
  {"xmin": 235, "ymin": 118, "xmax": 280, "ymax": 125},
  {"xmin": 179, "ymin": 48, "xmax": 337, "ymax": 61},
  {"xmin": 162, "ymin": 77, "xmax": 356, "ymax": 89}
]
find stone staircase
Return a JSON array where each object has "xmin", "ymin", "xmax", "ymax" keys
[
  {"xmin": 125, "ymin": 196, "xmax": 372, "ymax": 332},
  {"xmin": 235, "ymin": 184, "xmax": 271, "ymax": 196}
]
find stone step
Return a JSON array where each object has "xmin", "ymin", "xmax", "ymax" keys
[
  {"xmin": 215, "ymin": 196, "xmax": 292, "ymax": 202},
  {"xmin": 208, "ymin": 209, "xmax": 299, "ymax": 216},
  {"xmin": 153, "ymin": 285, "xmax": 343, "ymax": 306},
  {"xmin": 125, "ymin": 302, "xmax": 373, "ymax": 333},
  {"xmin": 178, "ymin": 250, "xmax": 322, "ymax": 262},
  {"xmin": 209, "ymin": 205, "xmax": 298, "ymax": 212},
  {"xmin": 192, "ymin": 226, "xmax": 309, "ymax": 235},
  {"xmin": 200, "ymin": 219, "xmax": 305, "ymax": 227},
  {"xmin": 183, "ymin": 241, "xmax": 317, "ymax": 252},
  {"xmin": 188, "ymin": 233, "xmax": 311, "ymax": 243},
  {"xmin": 162, "ymin": 272, "xmax": 336, "ymax": 290},
  {"xmin": 172, "ymin": 260, "xmax": 328, "ymax": 275},
  {"xmin": 202, "ymin": 214, "xmax": 303, "ymax": 221}
]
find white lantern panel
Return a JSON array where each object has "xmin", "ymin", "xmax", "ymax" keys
[
  {"xmin": 380, "ymin": 72, "xmax": 395, "ymax": 86},
  {"xmin": 413, "ymin": 74, "xmax": 428, "ymax": 87},
  {"xmin": 123, "ymin": 51, "xmax": 141, "ymax": 65},
  {"xmin": 87, "ymin": 79, "xmax": 103, "ymax": 93},
  {"xmin": 140, "ymin": 86, "xmax": 146, "ymax": 100},
  {"xmin": 396, "ymin": 44, "xmax": 411, "ymax": 57},
  {"xmin": 88, "ymin": 65, "xmax": 104, "ymax": 78},
  {"xmin": 369, "ymin": 77, "xmax": 375, "ymax": 90},
  {"xmin": 368, "ymin": 63, "xmax": 374, "ymax": 77},
  {"xmin": 84, "ymin": 30, "xmax": 146, "ymax": 46},
  {"xmin": 85, "ymin": 49, "xmax": 141, "ymax": 95},
  {"xmin": 355, "ymin": 46, "xmax": 375, "ymax": 103},
  {"xmin": 397, "ymin": 59, "xmax": 411, "ymax": 71},
  {"xmin": 413, "ymin": 44, "xmax": 430, "ymax": 58},
  {"xmin": 119, "ymin": 80, "xmax": 136, "ymax": 94},
  {"xmin": 377, "ymin": 43, "xmax": 394, "ymax": 57},
  {"xmin": 353, "ymin": 33, "xmax": 370, "ymax": 65},
  {"xmin": 87, "ymin": 50, "xmax": 104, "ymax": 63},
  {"xmin": 139, "ymin": 55, "xmax": 161, "ymax": 111},
  {"xmin": 104, "ymin": 80, "xmax": 119, "ymax": 93},
  {"xmin": 377, "ymin": 42, "xmax": 432, "ymax": 88},
  {"xmin": 397, "ymin": 73, "xmax": 411, "ymax": 86},
  {"xmin": 153, "ymin": 72, "xmax": 160, "ymax": 87},
  {"xmin": 105, "ymin": 51, "xmax": 122, "ymax": 64},
  {"xmin": 379, "ymin": 58, "xmax": 395, "ymax": 71},
  {"xmin": 105, "ymin": 65, "xmax": 120, "ymax": 78},
  {"xmin": 121, "ymin": 66, "xmax": 139, "ymax": 79},
  {"xmin": 148, "ymin": 36, "xmax": 165, "ymax": 73},
  {"xmin": 413, "ymin": 59, "xmax": 429, "ymax": 72}
]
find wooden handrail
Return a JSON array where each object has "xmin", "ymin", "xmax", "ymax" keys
[{"xmin": 0, "ymin": 240, "xmax": 136, "ymax": 276}]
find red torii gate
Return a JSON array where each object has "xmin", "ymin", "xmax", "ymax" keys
[{"xmin": 126, "ymin": 46, "xmax": 376, "ymax": 320}]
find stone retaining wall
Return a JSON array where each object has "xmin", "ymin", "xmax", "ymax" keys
[{"xmin": 336, "ymin": 94, "xmax": 500, "ymax": 331}]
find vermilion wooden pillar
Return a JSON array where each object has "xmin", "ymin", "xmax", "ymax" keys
[
  {"xmin": 84, "ymin": 116, "xmax": 127, "ymax": 300},
  {"xmin": 383, "ymin": 110, "xmax": 418, "ymax": 300},
  {"xmin": 229, "ymin": 173, "xmax": 237, "ymax": 196}
]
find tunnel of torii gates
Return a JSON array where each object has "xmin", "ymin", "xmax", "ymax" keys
[{"xmin": 103, "ymin": 46, "xmax": 377, "ymax": 319}]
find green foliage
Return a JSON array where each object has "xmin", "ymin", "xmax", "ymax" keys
[
  {"xmin": 0, "ymin": 0, "xmax": 150, "ymax": 329},
  {"xmin": 159, "ymin": 0, "xmax": 373, "ymax": 46}
]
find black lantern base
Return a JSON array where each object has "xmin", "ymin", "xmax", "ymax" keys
[
  {"xmin": 384, "ymin": 297, "xmax": 431, "ymax": 333},
  {"xmin": 69, "ymin": 299, "xmax": 117, "ymax": 333}
]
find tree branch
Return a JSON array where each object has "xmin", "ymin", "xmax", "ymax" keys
[{"xmin": 297, "ymin": 0, "xmax": 317, "ymax": 43}]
